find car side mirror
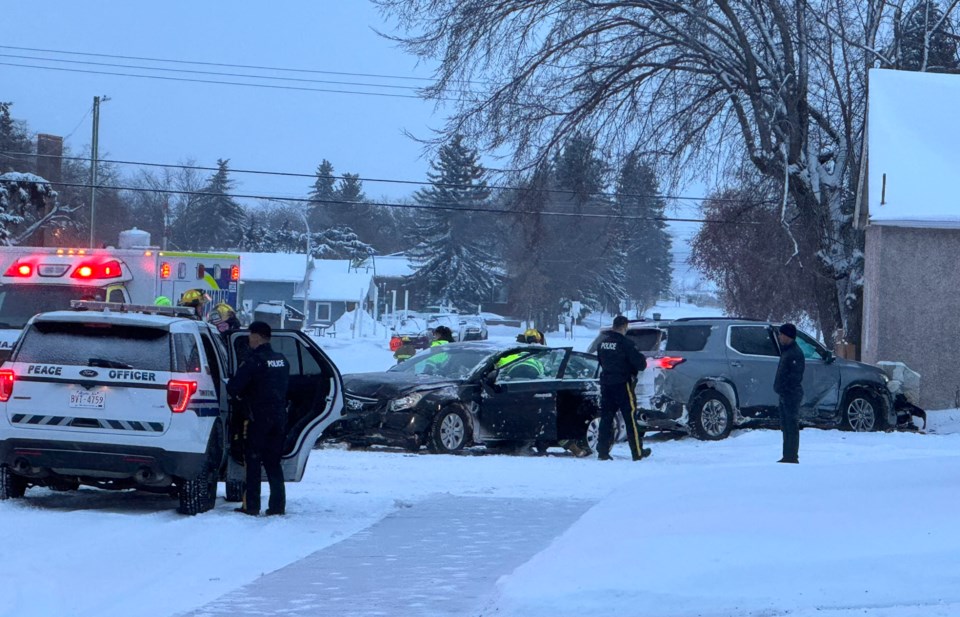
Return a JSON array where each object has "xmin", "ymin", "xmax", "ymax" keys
[{"xmin": 825, "ymin": 351, "xmax": 836, "ymax": 364}]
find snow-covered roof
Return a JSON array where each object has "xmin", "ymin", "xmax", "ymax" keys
[
  {"xmin": 353, "ymin": 254, "xmax": 418, "ymax": 278},
  {"xmin": 294, "ymin": 259, "xmax": 374, "ymax": 302},
  {"xmin": 868, "ymin": 68, "xmax": 960, "ymax": 227},
  {"xmin": 237, "ymin": 252, "xmax": 312, "ymax": 283}
]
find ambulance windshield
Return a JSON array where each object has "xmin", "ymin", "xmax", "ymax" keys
[{"xmin": 0, "ymin": 284, "xmax": 107, "ymax": 328}]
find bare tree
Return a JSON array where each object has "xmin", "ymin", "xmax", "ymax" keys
[{"xmin": 375, "ymin": 0, "xmax": 957, "ymax": 346}]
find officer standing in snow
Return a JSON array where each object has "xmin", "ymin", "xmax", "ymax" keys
[
  {"xmin": 227, "ymin": 321, "xmax": 290, "ymax": 515},
  {"xmin": 774, "ymin": 323, "xmax": 805, "ymax": 464},
  {"xmin": 596, "ymin": 315, "xmax": 650, "ymax": 461}
]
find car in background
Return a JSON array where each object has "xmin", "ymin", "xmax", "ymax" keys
[
  {"xmin": 457, "ymin": 314, "xmax": 488, "ymax": 341},
  {"xmin": 635, "ymin": 318, "xmax": 915, "ymax": 440},
  {"xmin": 333, "ymin": 342, "xmax": 609, "ymax": 454}
]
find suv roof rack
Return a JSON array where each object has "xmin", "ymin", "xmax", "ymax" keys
[{"xmin": 69, "ymin": 300, "xmax": 200, "ymax": 319}]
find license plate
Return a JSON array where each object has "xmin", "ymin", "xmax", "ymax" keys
[{"xmin": 70, "ymin": 390, "xmax": 105, "ymax": 409}]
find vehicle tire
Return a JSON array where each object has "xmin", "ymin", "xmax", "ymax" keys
[
  {"xmin": 177, "ymin": 426, "xmax": 221, "ymax": 515},
  {"xmin": 689, "ymin": 391, "xmax": 733, "ymax": 440},
  {"xmin": 0, "ymin": 464, "xmax": 27, "ymax": 500},
  {"xmin": 585, "ymin": 414, "xmax": 626, "ymax": 452},
  {"xmin": 841, "ymin": 390, "xmax": 884, "ymax": 432},
  {"xmin": 225, "ymin": 480, "xmax": 244, "ymax": 503},
  {"xmin": 427, "ymin": 406, "xmax": 470, "ymax": 454}
]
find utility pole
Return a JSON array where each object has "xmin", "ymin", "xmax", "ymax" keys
[{"xmin": 88, "ymin": 95, "xmax": 109, "ymax": 249}]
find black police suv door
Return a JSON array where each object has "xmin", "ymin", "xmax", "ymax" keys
[
  {"xmin": 226, "ymin": 330, "xmax": 343, "ymax": 482},
  {"xmin": 478, "ymin": 348, "xmax": 569, "ymax": 443}
]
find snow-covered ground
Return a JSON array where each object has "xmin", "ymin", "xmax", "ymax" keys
[{"xmin": 3, "ymin": 301, "xmax": 956, "ymax": 617}]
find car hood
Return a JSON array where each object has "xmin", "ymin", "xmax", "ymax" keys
[
  {"xmin": 343, "ymin": 371, "xmax": 460, "ymax": 399},
  {"xmin": 833, "ymin": 357, "xmax": 888, "ymax": 381}
]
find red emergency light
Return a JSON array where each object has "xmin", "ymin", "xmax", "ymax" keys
[
  {"xmin": 71, "ymin": 259, "xmax": 123, "ymax": 280},
  {"xmin": 160, "ymin": 262, "xmax": 171, "ymax": 279},
  {"xmin": 4, "ymin": 262, "xmax": 33, "ymax": 277},
  {"xmin": 230, "ymin": 265, "xmax": 240, "ymax": 281}
]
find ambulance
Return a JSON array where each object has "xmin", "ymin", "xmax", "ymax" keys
[{"xmin": 0, "ymin": 230, "xmax": 240, "ymax": 360}]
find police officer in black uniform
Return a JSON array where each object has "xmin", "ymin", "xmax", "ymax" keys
[
  {"xmin": 774, "ymin": 323, "xmax": 805, "ymax": 464},
  {"xmin": 596, "ymin": 315, "xmax": 650, "ymax": 461},
  {"xmin": 227, "ymin": 321, "xmax": 290, "ymax": 515}
]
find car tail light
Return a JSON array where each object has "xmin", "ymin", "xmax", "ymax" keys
[
  {"xmin": 389, "ymin": 336, "xmax": 402, "ymax": 352},
  {"xmin": 71, "ymin": 260, "xmax": 123, "ymax": 279},
  {"xmin": 230, "ymin": 265, "xmax": 240, "ymax": 281},
  {"xmin": 4, "ymin": 261, "xmax": 33, "ymax": 277},
  {"xmin": 167, "ymin": 380, "xmax": 198, "ymax": 413},
  {"xmin": 160, "ymin": 262, "xmax": 171, "ymax": 279},
  {"xmin": 0, "ymin": 369, "xmax": 15, "ymax": 402},
  {"xmin": 657, "ymin": 356, "xmax": 686, "ymax": 369}
]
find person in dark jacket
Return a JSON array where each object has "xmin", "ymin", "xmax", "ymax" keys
[
  {"xmin": 774, "ymin": 323, "xmax": 805, "ymax": 464},
  {"xmin": 596, "ymin": 315, "xmax": 650, "ymax": 461},
  {"xmin": 227, "ymin": 321, "xmax": 291, "ymax": 515}
]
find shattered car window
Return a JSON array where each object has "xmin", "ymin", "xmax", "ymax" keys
[{"xmin": 664, "ymin": 325, "xmax": 712, "ymax": 352}]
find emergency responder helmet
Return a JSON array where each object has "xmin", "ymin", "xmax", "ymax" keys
[
  {"xmin": 179, "ymin": 289, "xmax": 211, "ymax": 307},
  {"xmin": 517, "ymin": 328, "xmax": 543, "ymax": 344},
  {"xmin": 213, "ymin": 302, "xmax": 236, "ymax": 319},
  {"xmin": 154, "ymin": 296, "xmax": 172, "ymax": 306}
]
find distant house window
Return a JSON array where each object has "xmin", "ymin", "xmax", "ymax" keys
[{"xmin": 315, "ymin": 302, "xmax": 332, "ymax": 322}]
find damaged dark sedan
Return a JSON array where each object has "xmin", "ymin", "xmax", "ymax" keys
[{"xmin": 332, "ymin": 342, "xmax": 605, "ymax": 454}]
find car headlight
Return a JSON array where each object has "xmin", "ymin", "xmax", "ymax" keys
[{"xmin": 388, "ymin": 392, "xmax": 426, "ymax": 412}]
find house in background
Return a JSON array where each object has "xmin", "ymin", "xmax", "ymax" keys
[
  {"xmin": 294, "ymin": 259, "xmax": 375, "ymax": 327},
  {"xmin": 861, "ymin": 68, "xmax": 960, "ymax": 409},
  {"xmin": 237, "ymin": 252, "xmax": 311, "ymax": 316}
]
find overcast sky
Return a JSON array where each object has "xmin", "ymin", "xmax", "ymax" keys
[
  {"xmin": 2, "ymin": 1, "xmax": 705, "ymax": 288},
  {"xmin": 1, "ymin": 1, "xmax": 445, "ymax": 200}
]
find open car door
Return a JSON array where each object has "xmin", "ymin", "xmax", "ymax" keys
[
  {"xmin": 226, "ymin": 330, "xmax": 343, "ymax": 483},
  {"xmin": 478, "ymin": 348, "xmax": 570, "ymax": 443}
]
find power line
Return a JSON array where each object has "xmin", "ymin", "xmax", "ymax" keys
[
  {"xmin": 0, "ymin": 52, "xmax": 436, "ymax": 94},
  {"xmin": 45, "ymin": 179, "xmax": 760, "ymax": 225},
  {"xmin": 6, "ymin": 150, "xmax": 774, "ymax": 206},
  {"xmin": 0, "ymin": 61, "xmax": 435, "ymax": 101},
  {"xmin": 0, "ymin": 44, "xmax": 491, "ymax": 86}
]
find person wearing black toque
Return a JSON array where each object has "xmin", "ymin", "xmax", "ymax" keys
[
  {"xmin": 774, "ymin": 323, "xmax": 805, "ymax": 464},
  {"xmin": 227, "ymin": 321, "xmax": 291, "ymax": 515}
]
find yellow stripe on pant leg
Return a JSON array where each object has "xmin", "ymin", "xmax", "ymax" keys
[{"xmin": 626, "ymin": 383, "xmax": 643, "ymax": 457}]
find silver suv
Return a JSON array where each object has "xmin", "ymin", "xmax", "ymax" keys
[{"xmin": 598, "ymin": 318, "xmax": 907, "ymax": 440}]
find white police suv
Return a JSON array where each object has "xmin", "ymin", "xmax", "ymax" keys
[{"xmin": 0, "ymin": 302, "xmax": 343, "ymax": 514}]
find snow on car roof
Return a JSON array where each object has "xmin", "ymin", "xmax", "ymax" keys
[{"xmin": 32, "ymin": 309, "xmax": 191, "ymax": 328}]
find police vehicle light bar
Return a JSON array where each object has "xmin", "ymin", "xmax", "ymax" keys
[{"xmin": 69, "ymin": 300, "xmax": 200, "ymax": 319}]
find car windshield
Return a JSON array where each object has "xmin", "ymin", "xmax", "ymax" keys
[
  {"xmin": 0, "ymin": 284, "xmax": 107, "ymax": 329},
  {"xmin": 389, "ymin": 345, "xmax": 492, "ymax": 379}
]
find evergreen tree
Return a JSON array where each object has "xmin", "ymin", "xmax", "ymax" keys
[
  {"xmin": 550, "ymin": 135, "xmax": 622, "ymax": 313},
  {"xmin": 895, "ymin": 0, "xmax": 960, "ymax": 71},
  {"xmin": 0, "ymin": 103, "xmax": 34, "ymax": 174},
  {"xmin": 406, "ymin": 134, "xmax": 500, "ymax": 309},
  {"xmin": 616, "ymin": 153, "xmax": 673, "ymax": 313},
  {"xmin": 307, "ymin": 159, "xmax": 337, "ymax": 228},
  {"xmin": 173, "ymin": 159, "xmax": 245, "ymax": 250}
]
